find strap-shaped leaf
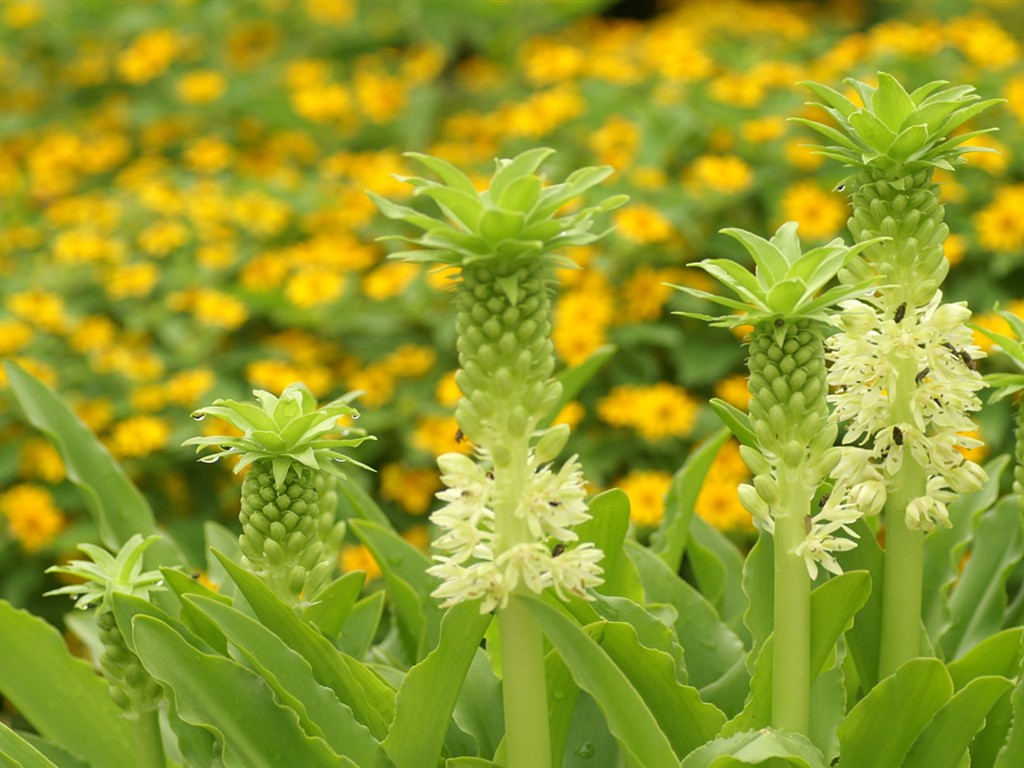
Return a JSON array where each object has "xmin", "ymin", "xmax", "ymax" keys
[
  {"xmin": 0, "ymin": 600, "xmax": 136, "ymax": 768},
  {"xmin": 888, "ymin": 123, "xmax": 930, "ymax": 163},
  {"xmin": 522, "ymin": 597, "xmax": 681, "ymax": 768},
  {"xmin": 680, "ymin": 728, "xmax": 828, "ymax": 768},
  {"xmin": 721, "ymin": 227, "xmax": 791, "ymax": 287},
  {"xmin": 789, "ymin": 117, "xmax": 863, "ymax": 153},
  {"xmin": 383, "ymin": 602, "xmax": 491, "ymax": 768},
  {"xmin": 404, "ymin": 152, "xmax": 479, "ymax": 195},
  {"xmin": 414, "ymin": 186, "xmax": 484, "ymax": 231},
  {"xmin": 799, "ymin": 81, "xmax": 859, "ymax": 118},
  {"xmin": 573, "ymin": 489, "xmax": 643, "ymax": 601},
  {"xmin": 487, "ymin": 147, "xmax": 556, "ymax": 202},
  {"xmin": 133, "ymin": 615, "xmax": 350, "ymax": 768},
  {"xmin": 848, "ymin": 110, "xmax": 897, "ymax": 154},
  {"xmin": 0, "ymin": 724, "xmax": 59, "ymax": 768}
]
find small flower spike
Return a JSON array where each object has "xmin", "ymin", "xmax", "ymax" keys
[{"xmin": 185, "ymin": 383, "xmax": 374, "ymax": 602}]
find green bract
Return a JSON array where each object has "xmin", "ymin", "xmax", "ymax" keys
[
  {"xmin": 45, "ymin": 534, "xmax": 165, "ymax": 610},
  {"xmin": 183, "ymin": 382, "xmax": 374, "ymax": 490},
  {"xmin": 674, "ymin": 221, "xmax": 883, "ymax": 328},
  {"xmin": 369, "ymin": 147, "xmax": 627, "ymax": 268},
  {"xmin": 979, "ymin": 311, "xmax": 1024, "ymax": 402},
  {"xmin": 794, "ymin": 72, "xmax": 1003, "ymax": 176}
]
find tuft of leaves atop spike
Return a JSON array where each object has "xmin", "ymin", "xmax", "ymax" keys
[
  {"xmin": 671, "ymin": 221, "xmax": 886, "ymax": 328},
  {"xmin": 183, "ymin": 382, "xmax": 374, "ymax": 490},
  {"xmin": 45, "ymin": 534, "xmax": 165, "ymax": 610},
  {"xmin": 369, "ymin": 147, "xmax": 628, "ymax": 267},
  {"xmin": 794, "ymin": 72, "xmax": 1004, "ymax": 176}
]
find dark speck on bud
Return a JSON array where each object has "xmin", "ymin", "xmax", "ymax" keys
[
  {"xmin": 552, "ymin": 543, "xmax": 565, "ymax": 557},
  {"xmin": 894, "ymin": 303, "xmax": 906, "ymax": 323},
  {"xmin": 893, "ymin": 426, "xmax": 904, "ymax": 446},
  {"xmin": 774, "ymin": 318, "xmax": 784, "ymax": 327},
  {"xmin": 819, "ymin": 494, "xmax": 829, "ymax": 507},
  {"xmin": 455, "ymin": 428, "xmax": 464, "ymax": 444},
  {"xmin": 915, "ymin": 367, "xmax": 929, "ymax": 384}
]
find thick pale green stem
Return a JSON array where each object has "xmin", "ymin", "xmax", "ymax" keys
[
  {"xmin": 771, "ymin": 470, "xmax": 812, "ymax": 734},
  {"xmin": 494, "ymin": 437, "xmax": 552, "ymax": 768},
  {"xmin": 879, "ymin": 351, "xmax": 928, "ymax": 679},
  {"xmin": 133, "ymin": 708, "xmax": 165, "ymax": 768}
]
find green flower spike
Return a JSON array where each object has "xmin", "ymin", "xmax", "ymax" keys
[
  {"xmin": 794, "ymin": 73, "xmax": 1002, "ymax": 306},
  {"xmin": 799, "ymin": 72, "xmax": 999, "ymax": 679},
  {"xmin": 674, "ymin": 222, "xmax": 883, "ymax": 735},
  {"xmin": 46, "ymin": 534, "xmax": 165, "ymax": 715},
  {"xmin": 184, "ymin": 383, "xmax": 374, "ymax": 603},
  {"xmin": 374, "ymin": 149, "xmax": 623, "ymax": 768}
]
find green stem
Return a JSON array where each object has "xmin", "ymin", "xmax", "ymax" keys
[
  {"xmin": 133, "ymin": 707, "xmax": 165, "ymax": 768},
  {"xmin": 499, "ymin": 596, "xmax": 552, "ymax": 768},
  {"xmin": 878, "ymin": 351, "xmax": 928, "ymax": 679},
  {"xmin": 771, "ymin": 469, "xmax": 812, "ymax": 735},
  {"xmin": 493, "ymin": 436, "xmax": 552, "ymax": 768}
]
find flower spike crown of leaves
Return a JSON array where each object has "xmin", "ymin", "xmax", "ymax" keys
[
  {"xmin": 368, "ymin": 147, "xmax": 629, "ymax": 270},
  {"xmin": 672, "ymin": 221, "xmax": 887, "ymax": 330},
  {"xmin": 792, "ymin": 72, "xmax": 1004, "ymax": 177},
  {"xmin": 45, "ymin": 534, "xmax": 166, "ymax": 610},
  {"xmin": 183, "ymin": 382, "xmax": 375, "ymax": 490}
]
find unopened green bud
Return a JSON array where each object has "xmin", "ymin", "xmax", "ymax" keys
[{"xmin": 534, "ymin": 424, "xmax": 570, "ymax": 464}]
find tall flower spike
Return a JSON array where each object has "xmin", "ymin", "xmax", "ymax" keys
[
  {"xmin": 800, "ymin": 71, "xmax": 997, "ymax": 679},
  {"xmin": 184, "ymin": 383, "xmax": 374, "ymax": 603},
  {"xmin": 674, "ymin": 222, "xmax": 880, "ymax": 734},
  {"xmin": 374, "ymin": 149, "xmax": 623, "ymax": 768},
  {"xmin": 794, "ymin": 73, "xmax": 1002, "ymax": 307},
  {"xmin": 46, "ymin": 534, "xmax": 165, "ymax": 715}
]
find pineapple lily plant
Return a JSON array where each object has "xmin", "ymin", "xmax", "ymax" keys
[{"xmin": 0, "ymin": 72, "xmax": 1021, "ymax": 768}]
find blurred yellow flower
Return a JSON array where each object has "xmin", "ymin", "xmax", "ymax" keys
[
  {"xmin": 553, "ymin": 401, "xmax": 585, "ymax": 431},
  {"xmin": 614, "ymin": 204, "xmax": 674, "ymax": 245},
  {"xmin": 945, "ymin": 15, "xmax": 1019, "ymax": 70},
  {"xmin": 412, "ymin": 415, "xmax": 470, "ymax": 456},
  {"xmin": 3, "ymin": 1, "xmax": 44, "ymax": 28},
  {"xmin": 138, "ymin": 219, "xmax": 189, "ymax": 257},
  {"xmin": 713, "ymin": 373, "xmax": 751, "ymax": 410},
  {"xmin": 176, "ymin": 70, "xmax": 228, "ymax": 104},
  {"xmin": 0, "ymin": 319, "xmax": 33, "ymax": 355},
  {"xmin": 383, "ymin": 345, "xmax": 436, "ymax": 378},
  {"xmin": 106, "ymin": 263, "xmax": 160, "ymax": 300},
  {"xmin": 695, "ymin": 439, "xmax": 754, "ymax": 533},
  {"xmin": 962, "ymin": 136, "xmax": 1009, "ymax": 174},
  {"xmin": 6, "ymin": 290, "xmax": 66, "ymax": 333},
  {"xmin": 688, "ymin": 155, "xmax": 754, "ymax": 195},
  {"xmin": 780, "ymin": 181, "xmax": 847, "ymax": 240},
  {"xmin": 18, "ymin": 438, "xmax": 65, "ymax": 484},
  {"xmin": 784, "ymin": 137, "xmax": 824, "ymax": 171},
  {"xmin": 379, "ymin": 463, "xmax": 440, "ymax": 515},
  {"xmin": 435, "ymin": 370, "xmax": 462, "ymax": 408},
  {"xmin": 165, "ymin": 368, "xmax": 216, "ymax": 407},
  {"xmin": 107, "ymin": 416, "xmax": 171, "ymax": 459},
  {"xmin": 340, "ymin": 543, "xmax": 380, "ymax": 581},
  {"xmin": 620, "ymin": 266, "xmax": 675, "ymax": 322},
  {"xmin": 0, "ymin": 483, "xmax": 64, "ymax": 552},
  {"xmin": 117, "ymin": 29, "xmax": 179, "ymax": 84},
  {"xmin": 943, "ymin": 234, "xmax": 966, "ymax": 267},
  {"xmin": 589, "ymin": 114, "xmax": 639, "ymax": 170},
  {"xmin": 185, "ymin": 137, "xmax": 235, "ymax": 174},
  {"xmin": 974, "ymin": 185, "xmax": 1024, "ymax": 253},
  {"xmin": 245, "ymin": 359, "xmax": 331, "ymax": 398},
  {"xmin": 598, "ymin": 383, "xmax": 699, "ymax": 442},
  {"xmin": 615, "ymin": 470, "xmax": 672, "ymax": 529},
  {"xmin": 285, "ymin": 268, "xmax": 344, "ymax": 309},
  {"xmin": 362, "ymin": 262, "xmax": 420, "ymax": 300}
]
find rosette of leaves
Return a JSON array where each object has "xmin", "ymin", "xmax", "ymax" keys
[{"xmin": 184, "ymin": 383, "xmax": 374, "ymax": 603}]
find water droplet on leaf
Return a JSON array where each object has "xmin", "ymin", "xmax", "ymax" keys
[
  {"xmin": 191, "ymin": 412, "xmax": 206, "ymax": 421},
  {"xmin": 198, "ymin": 455, "xmax": 220, "ymax": 464},
  {"xmin": 575, "ymin": 742, "xmax": 595, "ymax": 759}
]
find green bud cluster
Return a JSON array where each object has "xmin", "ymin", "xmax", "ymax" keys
[
  {"xmin": 455, "ymin": 258, "xmax": 561, "ymax": 452},
  {"xmin": 843, "ymin": 168, "xmax": 948, "ymax": 308},
  {"xmin": 748, "ymin": 320, "xmax": 836, "ymax": 471},
  {"xmin": 96, "ymin": 605, "xmax": 162, "ymax": 714},
  {"xmin": 239, "ymin": 463, "xmax": 330, "ymax": 601}
]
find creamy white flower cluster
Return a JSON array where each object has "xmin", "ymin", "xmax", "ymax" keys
[
  {"xmin": 826, "ymin": 291, "xmax": 987, "ymax": 531},
  {"xmin": 428, "ymin": 449, "xmax": 604, "ymax": 613}
]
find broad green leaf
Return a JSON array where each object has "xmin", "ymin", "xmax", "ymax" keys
[
  {"xmin": 184, "ymin": 595, "xmax": 390, "ymax": 767},
  {"xmin": 0, "ymin": 600, "xmax": 136, "ymax": 768},
  {"xmin": 994, "ymin": 656, "xmax": 1024, "ymax": 768},
  {"xmin": 650, "ymin": 427, "xmax": 732, "ymax": 571},
  {"xmin": 336, "ymin": 475, "xmax": 392, "ymax": 527},
  {"xmin": 597, "ymin": 621, "xmax": 726, "ymax": 759},
  {"xmin": 871, "ymin": 72, "xmax": 916, "ymax": 131},
  {"xmin": 834, "ymin": 517, "xmax": 885, "ymax": 692},
  {"xmin": 592, "ymin": 594, "xmax": 686, "ymax": 681},
  {"xmin": 942, "ymin": 497, "xmax": 1024, "ymax": 660},
  {"xmin": 349, "ymin": 518, "xmax": 443, "ymax": 660},
  {"xmin": 7, "ymin": 734, "xmax": 89, "ymax": 768},
  {"xmin": 688, "ymin": 517, "xmax": 748, "ymax": 636},
  {"xmin": 887, "ymin": 124, "xmax": 930, "ymax": 163},
  {"xmin": 742, "ymin": 534, "xmax": 774, "ymax": 658},
  {"xmin": 545, "ymin": 635, "xmax": 582, "ymax": 765},
  {"xmin": 446, "ymin": 759, "xmax": 500, "ymax": 768},
  {"xmin": 720, "ymin": 228, "xmax": 791, "ymax": 286},
  {"xmin": 488, "ymin": 147, "xmax": 555, "ymax": 202},
  {"xmin": 0, "ymin": 725, "xmax": 58, "ymax": 768},
  {"xmin": 111, "ymin": 591, "xmax": 208, "ymax": 655},
  {"xmin": 539, "ymin": 344, "xmax": 616, "ymax": 429},
  {"xmin": 214, "ymin": 551, "xmax": 396, "ymax": 740},
  {"xmin": 800, "ymin": 81, "xmax": 859, "ymax": 118},
  {"xmin": 417, "ymin": 186, "xmax": 483, "ymax": 230},
  {"xmin": 709, "ymin": 399, "xmax": 757, "ymax": 448},
  {"xmin": 2, "ymin": 362, "xmax": 183, "ymax": 565},
  {"xmin": 848, "ymin": 110, "xmax": 897, "ymax": 154},
  {"xmin": 383, "ymin": 602, "xmax": 492, "ymax": 768},
  {"xmin": 133, "ymin": 616, "xmax": 349, "ymax": 768},
  {"xmin": 574, "ymin": 489, "xmax": 643, "ymax": 601},
  {"xmin": 808, "ymin": 663, "xmax": 845, "ymax": 763},
  {"xmin": 947, "ymin": 627, "xmax": 1024, "ymax": 689},
  {"xmin": 303, "ymin": 571, "xmax": 366, "ymax": 639},
  {"xmin": 837, "ymin": 658, "xmax": 951, "ymax": 768},
  {"xmin": 453, "ymin": 649, "xmax": 504, "ymax": 759},
  {"xmin": 523, "ymin": 597, "xmax": 680, "ymax": 767},
  {"xmin": 903, "ymin": 676, "xmax": 1013, "ymax": 768},
  {"xmin": 561, "ymin": 692, "xmax": 621, "ymax": 767},
  {"xmin": 339, "ymin": 591, "xmax": 387, "ymax": 659},
  {"xmin": 204, "ymin": 520, "xmax": 242, "ymax": 599},
  {"xmin": 627, "ymin": 541, "xmax": 747, "ymax": 708},
  {"xmin": 533, "ymin": 165, "xmax": 615, "ymax": 219},
  {"xmin": 923, "ymin": 455, "xmax": 1008, "ymax": 646},
  {"xmin": 161, "ymin": 567, "xmax": 232, "ymax": 654},
  {"xmin": 680, "ymin": 729, "xmax": 827, "ymax": 768}
]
